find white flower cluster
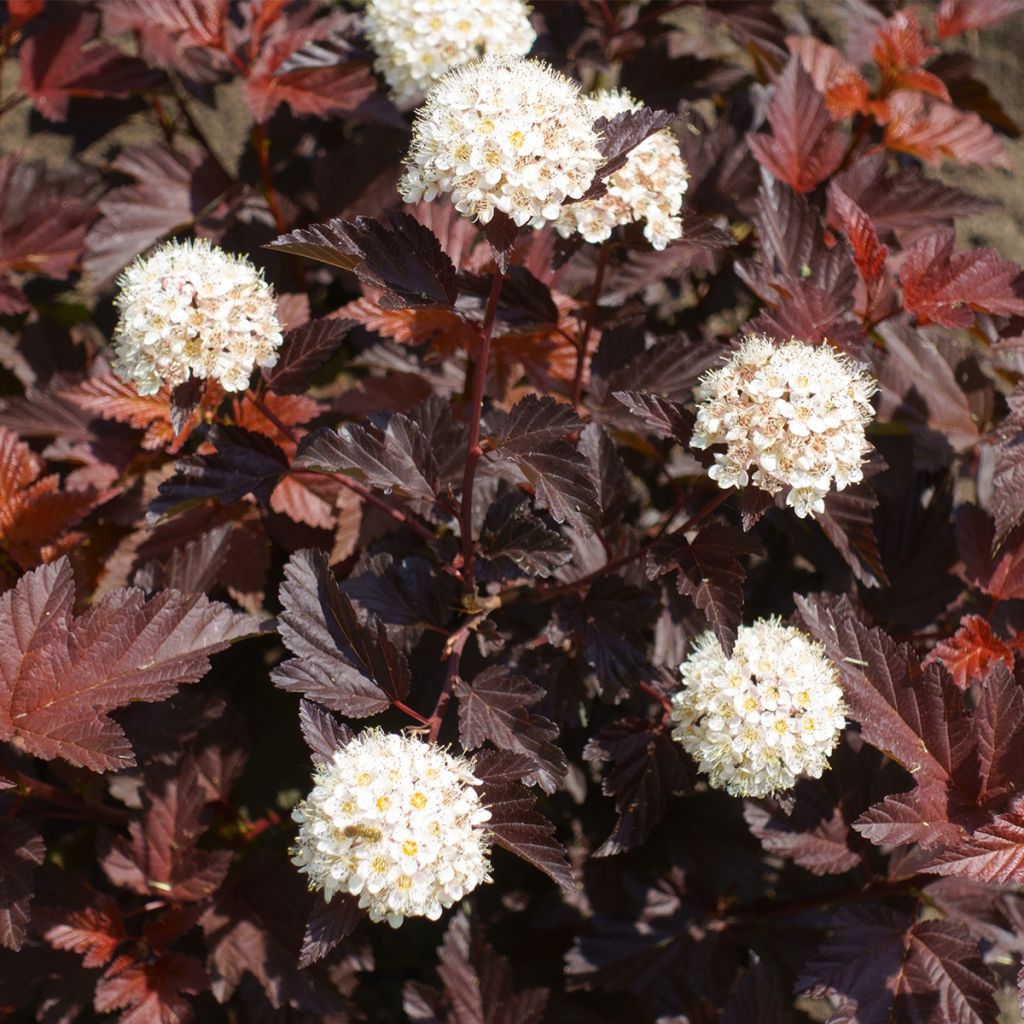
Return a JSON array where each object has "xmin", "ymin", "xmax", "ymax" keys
[
  {"xmin": 399, "ymin": 55, "xmax": 604, "ymax": 227},
  {"xmin": 671, "ymin": 620, "xmax": 846, "ymax": 798},
  {"xmin": 556, "ymin": 89, "xmax": 688, "ymax": 250},
  {"xmin": 112, "ymin": 239, "xmax": 283, "ymax": 397},
  {"xmin": 691, "ymin": 336, "xmax": 876, "ymax": 518},
  {"xmin": 364, "ymin": 0, "xmax": 536, "ymax": 106},
  {"xmin": 291, "ymin": 730, "xmax": 492, "ymax": 927}
]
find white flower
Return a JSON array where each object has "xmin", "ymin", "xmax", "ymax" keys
[
  {"xmin": 691, "ymin": 335, "xmax": 876, "ymax": 518},
  {"xmin": 671, "ymin": 620, "xmax": 846, "ymax": 798},
  {"xmin": 364, "ymin": 0, "xmax": 536, "ymax": 107},
  {"xmin": 399, "ymin": 55, "xmax": 604, "ymax": 228},
  {"xmin": 555, "ymin": 88, "xmax": 688, "ymax": 250},
  {"xmin": 291, "ymin": 729, "xmax": 492, "ymax": 928},
  {"xmin": 112, "ymin": 238, "xmax": 283, "ymax": 397}
]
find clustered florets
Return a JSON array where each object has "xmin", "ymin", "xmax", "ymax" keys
[
  {"xmin": 691, "ymin": 335, "xmax": 877, "ymax": 518},
  {"xmin": 291, "ymin": 730, "xmax": 492, "ymax": 927},
  {"xmin": 112, "ymin": 239, "xmax": 283, "ymax": 396},
  {"xmin": 364, "ymin": 0, "xmax": 536, "ymax": 106},
  {"xmin": 671, "ymin": 620, "xmax": 846, "ymax": 798},
  {"xmin": 399, "ymin": 55, "xmax": 604, "ymax": 227},
  {"xmin": 555, "ymin": 88, "xmax": 688, "ymax": 250}
]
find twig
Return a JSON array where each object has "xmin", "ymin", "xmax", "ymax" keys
[
  {"xmin": 572, "ymin": 240, "xmax": 610, "ymax": 410},
  {"xmin": 5, "ymin": 768, "xmax": 129, "ymax": 827},
  {"xmin": 252, "ymin": 122, "xmax": 288, "ymax": 235},
  {"xmin": 458, "ymin": 268, "xmax": 505, "ymax": 593}
]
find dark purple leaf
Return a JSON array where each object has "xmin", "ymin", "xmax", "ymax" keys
[
  {"xmin": 272, "ymin": 549, "xmax": 411, "ymax": 717},
  {"xmin": 263, "ymin": 318, "xmax": 355, "ymax": 394},
  {"xmin": 298, "ymin": 698, "xmax": 353, "ymax": 765},
  {"xmin": 455, "ymin": 666, "xmax": 567, "ymax": 794},
  {"xmin": 475, "ymin": 750, "xmax": 574, "ymax": 893},
  {"xmin": 0, "ymin": 820, "xmax": 44, "ymax": 952},
  {"xmin": 298, "ymin": 893, "xmax": 361, "ymax": 969}
]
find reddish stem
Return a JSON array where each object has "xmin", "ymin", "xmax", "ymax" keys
[
  {"xmin": 335, "ymin": 474, "xmax": 438, "ymax": 546},
  {"xmin": 245, "ymin": 389, "xmax": 298, "ymax": 445},
  {"xmin": 6, "ymin": 769, "xmax": 129, "ymax": 827},
  {"xmin": 427, "ymin": 633, "xmax": 470, "ymax": 742},
  {"xmin": 572, "ymin": 241, "xmax": 611, "ymax": 411},
  {"xmin": 252, "ymin": 122, "xmax": 287, "ymax": 235},
  {"xmin": 458, "ymin": 269, "xmax": 505, "ymax": 593}
]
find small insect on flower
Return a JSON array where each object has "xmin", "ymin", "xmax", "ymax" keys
[
  {"xmin": 364, "ymin": 0, "xmax": 536, "ymax": 107},
  {"xmin": 111, "ymin": 238, "xmax": 283, "ymax": 397},
  {"xmin": 555, "ymin": 88, "xmax": 689, "ymax": 251},
  {"xmin": 671, "ymin": 619, "xmax": 846, "ymax": 798},
  {"xmin": 691, "ymin": 335, "xmax": 877, "ymax": 518},
  {"xmin": 291, "ymin": 729, "xmax": 492, "ymax": 928},
  {"xmin": 399, "ymin": 54, "xmax": 604, "ymax": 228}
]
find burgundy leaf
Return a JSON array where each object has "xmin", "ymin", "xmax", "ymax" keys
[
  {"xmin": 649, "ymin": 523, "xmax": 761, "ymax": 653},
  {"xmin": 272, "ymin": 549, "xmax": 411, "ymax": 717},
  {"xmin": 475, "ymin": 749, "xmax": 574, "ymax": 893},
  {"xmin": 583, "ymin": 719, "xmax": 688, "ymax": 856},
  {"xmin": 990, "ymin": 388, "xmax": 1024, "ymax": 541},
  {"xmin": 746, "ymin": 59, "xmax": 846, "ymax": 193},
  {"xmin": 477, "ymin": 489, "xmax": 571, "ymax": 581},
  {"xmin": 18, "ymin": 9, "xmax": 162, "ymax": 121},
  {"xmin": 150, "ymin": 426, "xmax": 289, "ymax": 522},
  {"xmin": 785, "ymin": 35, "xmax": 871, "ymax": 119},
  {"xmin": 581, "ymin": 107, "xmax": 676, "ymax": 200},
  {"xmin": 101, "ymin": 755, "xmax": 234, "ymax": 902},
  {"xmin": 425, "ymin": 912, "xmax": 550, "ymax": 1024},
  {"xmin": 798, "ymin": 904, "xmax": 996, "ymax": 1024},
  {"xmin": 37, "ymin": 892, "xmax": 126, "ymax": 969},
  {"xmin": 0, "ymin": 557, "xmax": 255, "ymax": 771},
  {"xmin": 83, "ymin": 145, "xmax": 231, "ymax": 286},
  {"xmin": 269, "ymin": 212, "xmax": 458, "ymax": 309},
  {"xmin": 491, "ymin": 395, "xmax": 597, "ymax": 529},
  {"xmin": 298, "ymin": 698, "xmax": 353, "ymax": 765},
  {"xmin": 262, "ymin": 318, "xmax": 355, "ymax": 394},
  {"xmin": 298, "ymin": 892, "xmax": 361, "ymax": 969},
  {"xmin": 455, "ymin": 666, "xmax": 566, "ymax": 794},
  {"xmin": 94, "ymin": 951, "xmax": 208, "ymax": 1024},
  {"xmin": 0, "ymin": 820, "xmax": 44, "ymax": 951}
]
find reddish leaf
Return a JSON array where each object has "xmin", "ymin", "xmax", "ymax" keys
[
  {"xmin": 583, "ymin": 719, "xmax": 688, "ymax": 856},
  {"xmin": 936, "ymin": 0, "xmax": 1024, "ymax": 38},
  {"xmin": 0, "ymin": 557, "xmax": 255, "ymax": 771},
  {"xmin": 94, "ymin": 951, "xmax": 208, "ymax": 1024},
  {"xmin": 955, "ymin": 504, "xmax": 1024, "ymax": 598},
  {"xmin": 929, "ymin": 616, "xmax": 1015, "ymax": 690},
  {"xmin": 872, "ymin": 10, "xmax": 948, "ymax": 100},
  {"xmin": 828, "ymin": 183, "xmax": 892, "ymax": 321},
  {"xmin": 0, "ymin": 820, "xmax": 44, "ymax": 952},
  {"xmin": 407, "ymin": 912, "xmax": 549, "ymax": 1024},
  {"xmin": 989, "ymin": 388, "xmax": 1024, "ymax": 542},
  {"xmin": 18, "ymin": 9, "xmax": 162, "ymax": 121},
  {"xmin": 455, "ymin": 666, "xmax": 566, "ymax": 794},
  {"xmin": 786, "ymin": 35, "xmax": 871, "ymax": 119},
  {"xmin": 882, "ymin": 89, "xmax": 1011, "ymax": 169},
  {"xmin": 746, "ymin": 59, "xmax": 846, "ymax": 193},
  {"xmin": 798, "ymin": 904, "xmax": 996, "ymax": 1024},
  {"xmin": 0, "ymin": 155, "xmax": 95, "ymax": 279},
  {"xmin": 649, "ymin": 523, "xmax": 761, "ymax": 653},
  {"xmin": 475, "ymin": 750, "xmax": 574, "ymax": 893},
  {"xmin": 101, "ymin": 755, "xmax": 234, "ymax": 902},
  {"xmin": 37, "ymin": 893, "xmax": 126, "ymax": 969},
  {"xmin": 83, "ymin": 145, "xmax": 231, "ymax": 286},
  {"xmin": 272, "ymin": 548, "xmax": 412, "ymax": 718},
  {"xmin": 920, "ymin": 798, "xmax": 1024, "ymax": 884},
  {"xmin": 899, "ymin": 228, "xmax": 1024, "ymax": 328}
]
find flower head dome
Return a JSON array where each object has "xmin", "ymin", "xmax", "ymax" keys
[
  {"xmin": 691, "ymin": 335, "xmax": 876, "ymax": 518},
  {"xmin": 555, "ymin": 88, "xmax": 688, "ymax": 250},
  {"xmin": 291, "ymin": 729, "xmax": 492, "ymax": 927},
  {"xmin": 364, "ymin": 0, "xmax": 536, "ymax": 106},
  {"xmin": 112, "ymin": 238, "xmax": 283, "ymax": 396},
  {"xmin": 399, "ymin": 55, "xmax": 604, "ymax": 228},
  {"xmin": 671, "ymin": 620, "xmax": 846, "ymax": 798}
]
